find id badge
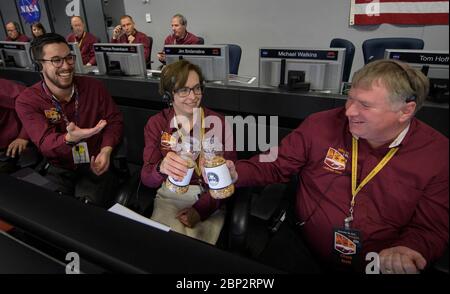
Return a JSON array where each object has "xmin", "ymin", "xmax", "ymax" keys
[
  {"xmin": 72, "ymin": 142, "xmax": 90, "ymax": 164},
  {"xmin": 332, "ymin": 227, "xmax": 362, "ymax": 268}
]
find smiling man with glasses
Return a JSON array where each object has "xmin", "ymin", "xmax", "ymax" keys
[{"xmin": 15, "ymin": 33, "xmax": 124, "ymax": 208}]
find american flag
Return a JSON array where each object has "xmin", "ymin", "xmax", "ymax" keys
[{"xmin": 350, "ymin": 0, "xmax": 449, "ymax": 25}]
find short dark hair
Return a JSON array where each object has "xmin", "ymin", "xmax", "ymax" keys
[
  {"xmin": 31, "ymin": 33, "xmax": 69, "ymax": 61},
  {"xmin": 160, "ymin": 59, "xmax": 205, "ymax": 95},
  {"xmin": 31, "ymin": 22, "xmax": 46, "ymax": 36}
]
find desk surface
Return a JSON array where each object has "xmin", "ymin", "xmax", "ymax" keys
[
  {"xmin": 0, "ymin": 232, "xmax": 65, "ymax": 274},
  {"xmin": 0, "ymin": 175, "xmax": 280, "ymax": 274}
]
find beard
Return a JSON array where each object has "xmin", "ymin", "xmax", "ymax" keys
[{"xmin": 43, "ymin": 69, "xmax": 74, "ymax": 90}]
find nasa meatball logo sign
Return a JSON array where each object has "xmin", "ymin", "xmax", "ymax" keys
[{"xmin": 18, "ymin": 0, "xmax": 41, "ymax": 24}]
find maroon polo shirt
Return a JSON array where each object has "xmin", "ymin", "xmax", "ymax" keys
[
  {"xmin": 141, "ymin": 107, "xmax": 237, "ymax": 220},
  {"xmin": 15, "ymin": 76, "xmax": 123, "ymax": 170},
  {"xmin": 0, "ymin": 79, "xmax": 27, "ymax": 149},
  {"xmin": 111, "ymin": 30, "xmax": 151, "ymax": 62},
  {"xmin": 6, "ymin": 34, "xmax": 30, "ymax": 42},
  {"xmin": 164, "ymin": 31, "xmax": 199, "ymax": 45},
  {"xmin": 236, "ymin": 107, "xmax": 449, "ymax": 267},
  {"xmin": 66, "ymin": 31, "xmax": 98, "ymax": 65}
]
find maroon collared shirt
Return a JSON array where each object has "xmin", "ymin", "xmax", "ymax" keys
[
  {"xmin": 6, "ymin": 34, "xmax": 30, "ymax": 42},
  {"xmin": 164, "ymin": 31, "xmax": 199, "ymax": 45},
  {"xmin": 15, "ymin": 76, "xmax": 123, "ymax": 170},
  {"xmin": 66, "ymin": 31, "xmax": 98, "ymax": 65},
  {"xmin": 141, "ymin": 107, "xmax": 237, "ymax": 220},
  {"xmin": 0, "ymin": 79, "xmax": 27, "ymax": 149},
  {"xmin": 111, "ymin": 30, "xmax": 151, "ymax": 62},
  {"xmin": 236, "ymin": 107, "xmax": 449, "ymax": 267}
]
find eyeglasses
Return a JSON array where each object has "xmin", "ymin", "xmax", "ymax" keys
[
  {"xmin": 38, "ymin": 54, "xmax": 76, "ymax": 68},
  {"xmin": 174, "ymin": 84, "xmax": 203, "ymax": 97}
]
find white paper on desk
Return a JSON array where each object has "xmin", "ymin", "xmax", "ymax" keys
[{"xmin": 108, "ymin": 203, "xmax": 171, "ymax": 232}]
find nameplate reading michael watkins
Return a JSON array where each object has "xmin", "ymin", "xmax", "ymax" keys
[{"xmin": 260, "ymin": 48, "xmax": 339, "ymax": 61}]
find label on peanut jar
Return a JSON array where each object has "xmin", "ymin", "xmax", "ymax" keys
[
  {"xmin": 205, "ymin": 163, "xmax": 232, "ymax": 190},
  {"xmin": 168, "ymin": 167, "xmax": 194, "ymax": 187}
]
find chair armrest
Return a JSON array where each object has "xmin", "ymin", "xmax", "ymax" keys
[
  {"xmin": 250, "ymin": 183, "xmax": 288, "ymax": 221},
  {"xmin": 114, "ymin": 170, "xmax": 158, "ymax": 217},
  {"xmin": 228, "ymin": 187, "xmax": 252, "ymax": 252},
  {"xmin": 114, "ymin": 170, "xmax": 140, "ymax": 207},
  {"xmin": 434, "ymin": 246, "xmax": 449, "ymax": 274},
  {"xmin": 16, "ymin": 146, "xmax": 41, "ymax": 169}
]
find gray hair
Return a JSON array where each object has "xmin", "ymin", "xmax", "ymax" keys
[{"xmin": 173, "ymin": 13, "xmax": 187, "ymax": 26}]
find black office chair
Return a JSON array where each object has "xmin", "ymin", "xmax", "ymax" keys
[
  {"xmin": 146, "ymin": 36, "xmax": 153, "ymax": 69},
  {"xmin": 227, "ymin": 177, "xmax": 298, "ymax": 257},
  {"xmin": 197, "ymin": 36, "xmax": 205, "ymax": 45},
  {"xmin": 330, "ymin": 38, "xmax": 355, "ymax": 82},
  {"xmin": 12, "ymin": 138, "xmax": 130, "ymax": 208},
  {"xmin": 362, "ymin": 37, "xmax": 424, "ymax": 64}
]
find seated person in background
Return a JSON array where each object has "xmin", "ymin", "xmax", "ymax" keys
[
  {"xmin": 66, "ymin": 16, "xmax": 98, "ymax": 66},
  {"xmin": 224, "ymin": 60, "xmax": 449, "ymax": 273},
  {"xmin": 111, "ymin": 15, "xmax": 151, "ymax": 64},
  {"xmin": 5, "ymin": 22, "xmax": 30, "ymax": 42},
  {"xmin": 157, "ymin": 14, "xmax": 200, "ymax": 64},
  {"xmin": 31, "ymin": 22, "xmax": 46, "ymax": 39},
  {"xmin": 15, "ymin": 33, "xmax": 124, "ymax": 208},
  {"xmin": 0, "ymin": 78, "xmax": 29, "ymax": 174},
  {"xmin": 141, "ymin": 60, "xmax": 236, "ymax": 245}
]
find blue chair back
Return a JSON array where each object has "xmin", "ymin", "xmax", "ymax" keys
[
  {"xmin": 362, "ymin": 37, "xmax": 424, "ymax": 64},
  {"xmin": 330, "ymin": 38, "xmax": 355, "ymax": 82},
  {"xmin": 228, "ymin": 44, "xmax": 242, "ymax": 75}
]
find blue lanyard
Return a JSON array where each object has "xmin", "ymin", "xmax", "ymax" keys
[{"xmin": 42, "ymin": 82, "xmax": 79, "ymax": 125}]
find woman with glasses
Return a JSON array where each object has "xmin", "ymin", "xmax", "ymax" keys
[{"xmin": 141, "ymin": 59, "xmax": 237, "ymax": 245}]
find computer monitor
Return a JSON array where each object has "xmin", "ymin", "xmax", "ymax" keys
[
  {"xmin": 0, "ymin": 41, "xmax": 33, "ymax": 69},
  {"xmin": 384, "ymin": 49, "xmax": 449, "ymax": 103},
  {"xmin": 68, "ymin": 42, "xmax": 86, "ymax": 74},
  {"xmin": 94, "ymin": 43, "xmax": 146, "ymax": 77},
  {"xmin": 164, "ymin": 44, "xmax": 229, "ymax": 84},
  {"xmin": 258, "ymin": 47, "xmax": 346, "ymax": 93}
]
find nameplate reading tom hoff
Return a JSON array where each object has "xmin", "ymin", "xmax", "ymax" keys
[
  {"xmin": 164, "ymin": 47, "xmax": 222, "ymax": 56},
  {"xmin": 260, "ymin": 48, "xmax": 339, "ymax": 61},
  {"xmin": 386, "ymin": 51, "xmax": 449, "ymax": 66}
]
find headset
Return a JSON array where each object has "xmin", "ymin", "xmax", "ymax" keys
[
  {"xmin": 386, "ymin": 60, "xmax": 417, "ymax": 103},
  {"xmin": 161, "ymin": 75, "xmax": 176, "ymax": 105},
  {"xmin": 30, "ymin": 33, "xmax": 70, "ymax": 73}
]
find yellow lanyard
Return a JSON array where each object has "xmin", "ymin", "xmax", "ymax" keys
[
  {"xmin": 346, "ymin": 137, "xmax": 399, "ymax": 228},
  {"xmin": 77, "ymin": 32, "xmax": 86, "ymax": 49},
  {"xmin": 174, "ymin": 108, "xmax": 205, "ymax": 176}
]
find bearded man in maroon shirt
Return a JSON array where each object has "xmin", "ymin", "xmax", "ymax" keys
[
  {"xmin": 15, "ymin": 33, "xmax": 124, "ymax": 208},
  {"xmin": 224, "ymin": 60, "xmax": 448, "ymax": 274}
]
